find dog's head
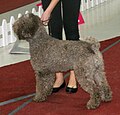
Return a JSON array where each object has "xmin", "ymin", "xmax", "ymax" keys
[{"xmin": 13, "ymin": 13, "xmax": 41, "ymax": 41}]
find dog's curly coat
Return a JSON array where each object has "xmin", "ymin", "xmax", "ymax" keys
[{"xmin": 13, "ymin": 13, "xmax": 112, "ymax": 109}]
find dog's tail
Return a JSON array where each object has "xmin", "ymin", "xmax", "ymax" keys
[{"xmin": 82, "ymin": 36, "xmax": 100, "ymax": 53}]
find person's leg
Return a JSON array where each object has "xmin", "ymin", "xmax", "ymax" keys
[
  {"xmin": 41, "ymin": 0, "xmax": 63, "ymax": 39},
  {"xmin": 67, "ymin": 70, "xmax": 77, "ymax": 88},
  {"xmin": 62, "ymin": 0, "xmax": 81, "ymax": 91},
  {"xmin": 48, "ymin": 1, "xmax": 64, "ymax": 88},
  {"xmin": 49, "ymin": 1, "xmax": 63, "ymax": 39},
  {"xmin": 53, "ymin": 73, "xmax": 64, "ymax": 87},
  {"xmin": 42, "ymin": 0, "xmax": 64, "ymax": 92},
  {"xmin": 62, "ymin": 0, "xmax": 81, "ymax": 40}
]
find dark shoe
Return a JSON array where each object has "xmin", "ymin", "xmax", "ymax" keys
[
  {"xmin": 52, "ymin": 81, "xmax": 66, "ymax": 93},
  {"xmin": 66, "ymin": 85, "xmax": 78, "ymax": 93}
]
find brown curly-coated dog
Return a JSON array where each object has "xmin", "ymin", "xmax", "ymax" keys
[{"xmin": 13, "ymin": 13, "xmax": 112, "ymax": 109}]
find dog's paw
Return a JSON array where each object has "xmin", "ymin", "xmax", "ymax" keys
[
  {"xmin": 47, "ymin": 91, "xmax": 52, "ymax": 96},
  {"xmin": 33, "ymin": 95, "xmax": 47, "ymax": 102},
  {"xmin": 101, "ymin": 87, "xmax": 112, "ymax": 102},
  {"xmin": 86, "ymin": 99, "xmax": 101, "ymax": 109},
  {"xmin": 47, "ymin": 89, "xmax": 53, "ymax": 96},
  {"xmin": 102, "ymin": 92, "xmax": 112, "ymax": 102}
]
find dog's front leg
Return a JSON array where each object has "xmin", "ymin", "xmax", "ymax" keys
[
  {"xmin": 43, "ymin": 73, "xmax": 55, "ymax": 96},
  {"xmin": 33, "ymin": 71, "xmax": 47, "ymax": 102}
]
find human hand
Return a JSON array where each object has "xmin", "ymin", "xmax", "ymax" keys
[{"xmin": 41, "ymin": 11, "xmax": 51, "ymax": 26}]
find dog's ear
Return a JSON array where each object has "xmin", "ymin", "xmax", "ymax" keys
[{"xmin": 12, "ymin": 22, "xmax": 19, "ymax": 35}]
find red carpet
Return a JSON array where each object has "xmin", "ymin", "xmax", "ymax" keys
[
  {"xmin": 0, "ymin": 0, "xmax": 37, "ymax": 13},
  {"xmin": 0, "ymin": 61, "xmax": 35, "ymax": 102},
  {"xmin": 100, "ymin": 36, "xmax": 120, "ymax": 51},
  {"xmin": 0, "ymin": 36, "xmax": 120, "ymax": 115}
]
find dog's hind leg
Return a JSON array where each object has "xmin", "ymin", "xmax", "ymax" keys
[
  {"xmin": 93, "ymin": 51, "xmax": 112, "ymax": 102},
  {"xmin": 94, "ymin": 67, "xmax": 112, "ymax": 102},
  {"xmin": 74, "ymin": 68, "xmax": 101, "ymax": 109}
]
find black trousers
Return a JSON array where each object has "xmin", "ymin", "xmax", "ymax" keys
[{"xmin": 41, "ymin": 0, "xmax": 81, "ymax": 40}]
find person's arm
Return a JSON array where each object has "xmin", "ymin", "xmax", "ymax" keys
[
  {"xmin": 41, "ymin": 0, "xmax": 59, "ymax": 22},
  {"xmin": 45, "ymin": 0, "xmax": 59, "ymax": 14}
]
